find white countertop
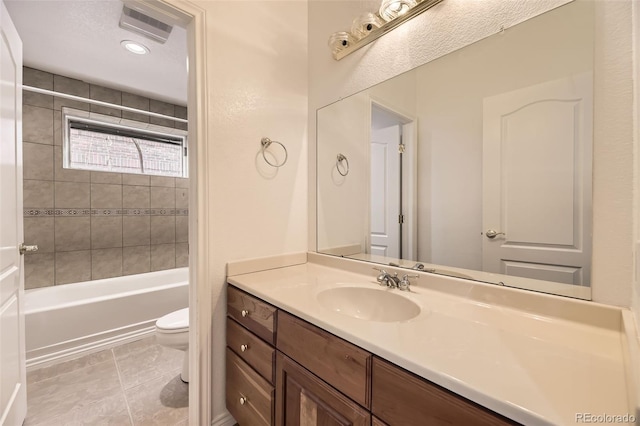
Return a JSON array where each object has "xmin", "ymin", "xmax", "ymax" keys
[{"xmin": 227, "ymin": 258, "xmax": 633, "ymax": 426}]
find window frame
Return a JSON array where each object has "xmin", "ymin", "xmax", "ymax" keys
[{"xmin": 62, "ymin": 108, "xmax": 188, "ymax": 178}]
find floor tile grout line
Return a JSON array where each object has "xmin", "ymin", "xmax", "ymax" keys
[{"xmin": 112, "ymin": 348, "xmax": 135, "ymax": 426}]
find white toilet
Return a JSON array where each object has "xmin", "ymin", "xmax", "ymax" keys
[{"xmin": 155, "ymin": 307, "xmax": 189, "ymax": 382}]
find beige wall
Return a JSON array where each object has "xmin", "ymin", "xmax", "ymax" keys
[
  {"xmin": 309, "ymin": 0, "xmax": 635, "ymax": 307},
  {"xmin": 22, "ymin": 67, "xmax": 189, "ymax": 289}
]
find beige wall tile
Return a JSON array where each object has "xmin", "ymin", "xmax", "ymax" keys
[
  {"xmin": 175, "ymin": 243, "xmax": 188, "ymax": 267},
  {"xmin": 24, "ymin": 92, "xmax": 53, "ymax": 109},
  {"xmin": 24, "ymin": 142, "xmax": 53, "ymax": 180},
  {"xmin": 23, "ymin": 105, "xmax": 53, "ymax": 144},
  {"xmin": 54, "ymin": 145, "xmax": 91, "ymax": 182},
  {"xmin": 150, "ymin": 176, "xmax": 175, "ymax": 188},
  {"xmin": 175, "ymin": 216, "xmax": 188, "ymax": 243},
  {"xmin": 150, "ymin": 244, "xmax": 175, "ymax": 271},
  {"xmin": 123, "ymin": 246, "xmax": 151, "ymax": 275},
  {"xmin": 149, "ymin": 99, "xmax": 175, "ymax": 128},
  {"xmin": 123, "ymin": 216, "xmax": 150, "ymax": 247},
  {"xmin": 151, "ymin": 216, "xmax": 175, "ymax": 245},
  {"xmin": 150, "ymin": 187, "xmax": 175, "ymax": 209},
  {"xmin": 55, "ymin": 250, "xmax": 91, "ymax": 285},
  {"xmin": 123, "ymin": 186, "xmax": 150, "ymax": 209},
  {"xmin": 54, "ymin": 111, "xmax": 62, "ymax": 146},
  {"xmin": 55, "ymin": 181, "xmax": 90, "ymax": 208},
  {"xmin": 24, "ymin": 180, "xmax": 54, "ymax": 208},
  {"xmin": 24, "ymin": 67, "xmax": 53, "ymax": 90},
  {"xmin": 24, "ymin": 253, "xmax": 55, "ymax": 289},
  {"xmin": 89, "ymin": 85, "xmax": 122, "ymax": 118},
  {"xmin": 91, "ymin": 248, "xmax": 123, "ymax": 280},
  {"xmin": 91, "ymin": 183, "xmax": 122, "ymax": 208},
  {"xmin": 91, "ymin": 171, "xmax": 122, "ymax": 184},
  {"xmin": 91, "ymin": 216, "xmax": 123, "ymax": 249},
  {"xmin": 175, "ymin": 178, "xmax": 189, "ymax": 189},
  {"xmin": 53, "ymin": 75, "xmax": 90, "ymax": 111},
  {"xmin": 55, "ymin": 217, "xmax": 90, "ymax": 252},
  {"xmin": 175, "ymin": 188, "xmax": 188, "ymax": 209},
  {"xmin": 122, "ymin": 174, "xmax": 150, "ymax": 186},
  {"xmin": 174, "ymin": 105, "xmax": 187, "ymax": 120},
  {"xmin": 24, "ymin": 217, "xmax": 55, "ymax": 253},
  {"xmin": 121, "ymin": 92, "xmax": 150, "ymax": 123}
]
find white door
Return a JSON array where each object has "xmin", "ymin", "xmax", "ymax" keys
[
  {"xmin": 0, "ymin": 2, "xmax": 27, "ymax": 425},
  {"xmin": 370, "ymin": 125, "xmax": 401, "ymax": 258},
  {"xmin": 482, "ymin": 73, "xmax": 593, "ymax": 285}
]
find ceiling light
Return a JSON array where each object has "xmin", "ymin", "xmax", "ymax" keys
[{"xmin": 121, "ymin": 40, "xmax": 149, "ymax": 55}]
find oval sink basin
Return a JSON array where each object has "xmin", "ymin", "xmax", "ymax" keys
[{"xmin": 317, "ymin": 286, "xmax": 420, "ymax": 322}]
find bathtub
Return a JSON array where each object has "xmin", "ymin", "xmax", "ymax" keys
[{"xmin": 24, "ymin": 268, "xmax": 189, "ymax": 368}]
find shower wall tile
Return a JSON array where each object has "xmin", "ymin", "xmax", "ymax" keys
[
  {"xmin": 123, "ymin": 216, "xmax": 150, "ymax": 247},
  {"xmin": 91, "ymin": 183, "xmax": 122, "ymax": 208},
  {"xmin": 55, "ymin": 217, "xmax": 91, "ymax": 252},
  {"xmin": 91, "ymin": 216, "xmax": 123, "ymax": 249},
  {"xmin": 175, "ymin": 216, "xmax": 188, "ymax": 243},
  {"xmin": 123, "ymin": 185, "xmax": 150, "ymax": 209},
  {"xmin": 174, "ymin": 106, "xmax": 188, "ymax": 131},
  {"xmin": 150, "ymin": 176, "xmax": 175, "ymax": 188},
  {"xmin": 24, "ymin": 217, "xmax": 55, "ymax": 253},
  {"xmin": 23, "ymin": 142, "xmax": 53, "ymax": 181},
  {"xmin": 151, "ymin": 216, "xmax": 175, "ymax": 245},
  {"xmin": 123, "ymin": 246, "xmax": 151, "ymax": 275},
  {"xmin": 55, "ymin": 181, "xmax": 90, "ymax": 208},
  {"xmin": 23, "ymin": 105, "xmax": 53, "ymax": 145},
  {"xmin": 23, "ymin": 68, "xmax": 189, "ymax": 287},
  {"xmin": 150, "ymin": 244, "xmax": 175, "ymax": 272},
  {"xmin": 54, "ymin": 145, "xmax": 91, "ymax": 182},
  {"xmin": 175, "ymin": 243, "xmax": 188, "ymax": 268},
  {"xmin": 122, "ymin": 174, "xmax": 150, "ymax": 186},
  {"xmin": 55, "ymin": 250, "xmax": 91, "ymax": 285},
  {"xmin": 25, "ymin": 253, "xmax": 55, "ymax": 289},
  {"xmin": 92, "ymin": 248, "xmax": 123, "ymax": 280},
  {"xmin": 90, "ymin": 85, "xmax": 122, "ymax": 118},
  {"xmin": 122, "ymin": 92, "xmax": 150, "ymax": 123},
  {"xmin": 150, "ymin": 187, "xmax": 175, "ymax": 209},
  {"xmin": 24, "ymin": 180, "xmax": 54, "ymax": 208}
]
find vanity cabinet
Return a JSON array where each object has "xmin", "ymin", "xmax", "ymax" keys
[{"xmin": 226, "ymin": 284, "xmax": 518, "ymax": 426}]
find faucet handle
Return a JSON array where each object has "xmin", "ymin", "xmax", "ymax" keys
[
  {"xmin": 373, "ymin": 267, "xmax": 389, "ymax": 285},
  {"xmin": 399, "ymin": 274, "xmax": 419, "ymax": 291}
]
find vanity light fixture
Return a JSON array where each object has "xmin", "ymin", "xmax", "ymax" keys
[
  {"xmin": 329, "ymin": 0, "xmax": 443, "ymax": 60},
  {"xmin": 120, "ymin": 40, "xmax": 149, "ymax": 55}
]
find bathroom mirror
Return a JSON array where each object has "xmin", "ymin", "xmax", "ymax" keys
[{"xmin": 317, "ymin": 0, "xmax": 594, "ymax": 299}]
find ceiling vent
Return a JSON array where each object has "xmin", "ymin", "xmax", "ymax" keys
[{"xmin": 119, "ymin": 5, "xmax": 173, "ymax": 44}]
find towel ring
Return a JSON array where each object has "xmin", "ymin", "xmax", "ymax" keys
[
  {"xmin": 336, "ymin": 153, "xmax": 349, "ymax": 176},
  {"xmin": 261, "ymin": 137, "xmax": 288, "ymax": 168}
]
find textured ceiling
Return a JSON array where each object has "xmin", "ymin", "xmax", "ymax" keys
[{"xmin": 5, "ymin": 0, "xmax": 188, "ymax": 105}]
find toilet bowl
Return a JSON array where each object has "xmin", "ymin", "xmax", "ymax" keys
[{"xmin": 155, "ymin": 307, "xmax": 189, "ymax": 382}]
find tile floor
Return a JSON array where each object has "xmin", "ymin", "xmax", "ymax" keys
[{"xmin": 24, "ymin": 336, "xmax": 188, "ymax": 426}]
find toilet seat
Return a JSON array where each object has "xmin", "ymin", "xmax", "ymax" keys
[{"xmin": 156, "ymin": 307, "xmax": 189, "ymax": 334}]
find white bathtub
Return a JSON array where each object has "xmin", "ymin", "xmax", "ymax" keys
[{"xmin": 24, "ymin": 268, "xmax": 189, "ymax": 368}]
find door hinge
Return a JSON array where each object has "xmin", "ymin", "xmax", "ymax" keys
[
  {"xmin": 398, "ymin": 143, "xmax": 405, "ymax": 154},
  {"xmin": 398, "ymin": 214, "xmax": 404, "ymax": 224}
]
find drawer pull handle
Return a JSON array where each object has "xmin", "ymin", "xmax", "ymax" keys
[
  {"xmin": 240, "ymin": 344, "xmax": 248, "ymax": 352},
  {"xmin": 241, "ymin": 309, "xmax": 249, "ymax": 317},
  {"xmin": 240, "ymin": 396, "xmax": 247, "ymax": 405}
]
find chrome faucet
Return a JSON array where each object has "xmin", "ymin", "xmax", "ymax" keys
[{"xmin": 373, "ymin": 268, "xmax": 417, "ymax": 291}]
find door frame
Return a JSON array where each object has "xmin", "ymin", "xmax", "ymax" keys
[{"xmin": 367, "ymin": 96, "xmax": 418, "ymax": 261}]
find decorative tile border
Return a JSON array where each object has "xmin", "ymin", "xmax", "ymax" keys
[{"xmin": 24, "ymin": 208, "xmax": 188, "ymax": 217}]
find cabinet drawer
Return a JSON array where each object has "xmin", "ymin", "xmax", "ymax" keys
[
  {"xmin": 228, "ymin": 285, "xmax": 277, "ymax": 345},
  {"xmin": 227, "ymin": 318, "xmax": 275, "ymax": 384},
  {"xmin": 277, "ymin": 311, "xmax": 371, "ymax": 408},
  {"xmin": 226, "ymin": 348, "xmax": 274, "ymax": 426},
  {"xmin": 372, "ymin": 357, "xmax": 517, "ymax": 426}
]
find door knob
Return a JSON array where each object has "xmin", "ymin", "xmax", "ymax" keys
[
  {"xmin": 19, "ymin": 243, "xmax": 38, "ymax": 255},
  {"xmin": 485, "ymin": 230, "xmax": 505, "ymax": 239}
]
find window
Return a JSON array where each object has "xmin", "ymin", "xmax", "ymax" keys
[{"xmin": 63, "ymin": 110, "xmax": 187, "ymax": 178}]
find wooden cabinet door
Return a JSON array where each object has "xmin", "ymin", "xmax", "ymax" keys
[{"xmin": 275, "ymin": 352, "xmax": 370, "ymax": 426}]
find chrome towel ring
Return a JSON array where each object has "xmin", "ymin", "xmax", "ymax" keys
[
  {"xmin": 261, "ymin": 137, "xmax": 288, "ymax": 168},
  {"xmin": 336, "ymin": 153, "xmax": 349, "ymax": 176}
]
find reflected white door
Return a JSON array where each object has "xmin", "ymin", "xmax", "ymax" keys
[
  {"xmin": 370, "ymin": 125, "xmax": 401, "ymax": 258},
  {"xmin": 0, "ymin": 2, "xmax": 27, "ymax": 425},
  {"xmin": 482, "ymin": 73, "xmax": 593, "ymax": 285}
]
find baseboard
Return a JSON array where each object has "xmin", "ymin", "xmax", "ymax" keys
[
  {"xmin": 26, "ymin": 323, "xmax": 156, "ymax": 370},
  {"xmin": 212, "ymin": 410, "xmax": 236, "ymax": 426}
]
